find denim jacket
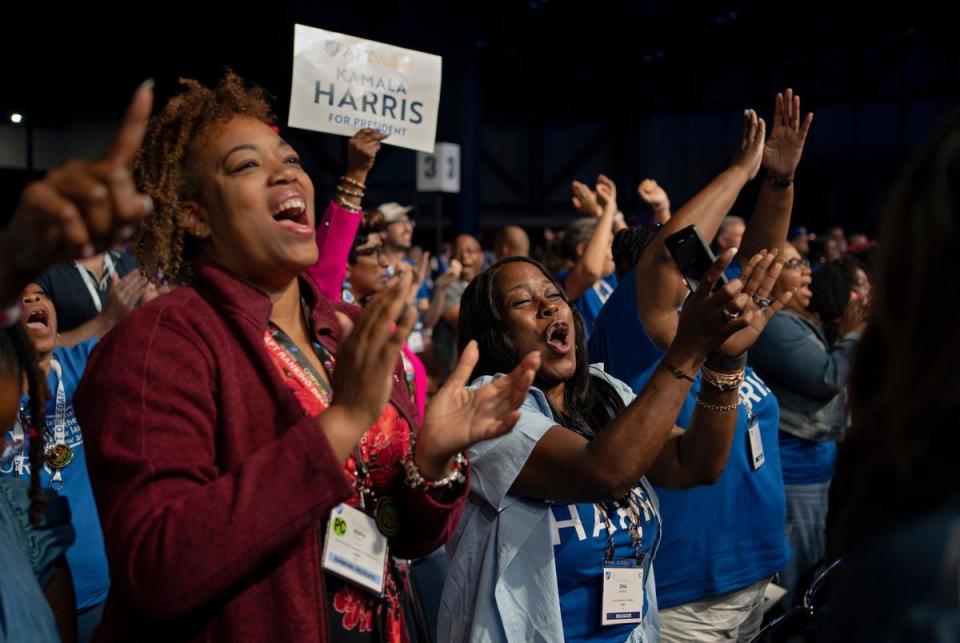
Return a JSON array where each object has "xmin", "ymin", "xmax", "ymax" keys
[{"xmin": 749, "ymin": 310, "xmax": 859, "ymax": 442}]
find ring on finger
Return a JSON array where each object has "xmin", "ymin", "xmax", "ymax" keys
[
  {"xmin": 752, "ymin": 294, "xmax": 772, "ymax": 309},
  {"xmin": 722, "ymin": 306, "xmax": 741, "ymax": 320}
]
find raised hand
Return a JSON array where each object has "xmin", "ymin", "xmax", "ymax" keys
[
  {"xmin": 716, "ymin": 247, "xmax": 792, "ymax": 356},
  {"xmin": 595, "ymin": 174, "xmax": 618, "ymax": 216},
  {"xmin": 415, "ymin": 341, "xmax": 541, "ymax": 479},
  {"xmin": 326, "ymin": 270, "xmax": 417, "ymax": 437},
  {"xmin": 838, "ymin": 294, "xmax": 868, "ymax": 336},
  {"xmin": 638, "ymin": 179, "xmax": 669, "ymax": 210},
  {"xmin": 104, "ymin": 269, "xmax": 150, "ymax": 323},
  {"xmin": 672, "ymin": 248, "xmax": 752, "ymax": 357},
  {"xmin": 1, "ymin": 81, "xmax": 154, "ymax": 292},
  {"xmin": 763, "ymin": 88, "xmax": 814, "ymax": 181},
  {"xmin": 345, "ymin": 128, "xmax": 387, "ymax": 181},
  {"xmin": 731, "ymin": 109, "xmax": 766, "ymax": 180},
  {"xmin": 571, "ymin": 180, "xmax": 603, "ymax": 218}
]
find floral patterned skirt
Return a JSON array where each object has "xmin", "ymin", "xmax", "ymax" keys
[{"xmin": 326, "ymin": 568, "xmax": 404, "ymax": 643}]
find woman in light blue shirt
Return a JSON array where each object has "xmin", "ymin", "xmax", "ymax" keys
[{"xmin": 439, "ymin": 253, "xmax": 789, "ymax": 642}]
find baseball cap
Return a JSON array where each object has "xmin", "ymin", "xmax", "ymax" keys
[{"xmin": 376, "ymin": 202, "xmax": 414, "ymax": 224}]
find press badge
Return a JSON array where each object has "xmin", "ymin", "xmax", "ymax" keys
[
  {"xmin": 322, "ymin": 503, "xmax": 388, "ymax": 595},
  {"xmin": 747, "ymin": 418, "xmax": 765, "ymax": 470},
  {"xmin": 601, "ymin": 559, "xmax": 645, "ymax": 626}
]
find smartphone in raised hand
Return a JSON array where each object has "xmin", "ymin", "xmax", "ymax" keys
[{"xmin": 665, "ymin": 224, "xmax": 728, "ymax": 293}]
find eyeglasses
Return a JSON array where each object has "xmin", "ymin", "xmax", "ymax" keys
[
  {"xmin": 784, "ymin": 257, "xmax": 811, "ymax": 270},
  {"xmin": 355, "ymin": 246, "xmax": 389, "ymax": 264}
]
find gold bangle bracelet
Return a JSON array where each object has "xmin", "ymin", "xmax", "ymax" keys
[
  {"xmin": 339, "ymin": 175, "xmax": 367, "ymax": 190},
  {"xmin": 335, "ymin": 184, "xmax": 365, "ymax": 198}
]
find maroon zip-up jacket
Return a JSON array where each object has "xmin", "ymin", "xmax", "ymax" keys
[{"xmin": 73, "ymin": 256, "xmax": 466, "ymax": 642}]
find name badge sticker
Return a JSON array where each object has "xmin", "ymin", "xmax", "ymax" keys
[
  {"xmin": 601, "ymin": 559, "xmax": 645, "ymax": 626},
  {"xmin": 322, "ymin": 503, "xmax": 389, "ymax": 595},
  {"xmin": 748, "ymin": 418, "xmax": 765, "ymax": 470}
]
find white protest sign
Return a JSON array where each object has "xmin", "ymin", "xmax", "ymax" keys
[
  {"xmin": 417, "ymin": 143, "xmax": 460, "ymax": 193},
  {"xmin": 288, "ymin": 24, "xmax": 442, "ymax": 153}
]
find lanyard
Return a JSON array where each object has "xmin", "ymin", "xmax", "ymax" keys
[
  {"xmin": 598, "ymin": 494, "xmax": 646, "ymax": 565},
  {"xmin": 263, "ymin": 325, "xmax": 334, "ymax": 405},
  {"xmin": 740, "ymin": 391, "xmax": 756, "ymax": 427},
  {"xmin": 13, "ymin": 359, "xmax": 70, "ymax": 488},
  {"xmin": 74, "ymin": 253, "xmax": 116, "ymax": 313},
  {"xmin": 557, "ymin": 418, "xmax": 646, "ymax": 565},
  {"xmin": 263, "ymin": 315, "xmax": 379, "ymax": 510}
]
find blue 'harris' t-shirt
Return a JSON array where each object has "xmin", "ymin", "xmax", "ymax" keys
[
  {"xmin": 588, "ymin": 268, "xmax": 789, "ymax": 608},
  {"xmin": 2, "ymin": 339, "xmax": 110, "ymax": 610},
  {"xmin": 551, "ymin": 482, "xmax": 661, "ymax": 641},
  {"xmin": 556, "ymin": 270, "xmax": 618, "ymax": 338}
]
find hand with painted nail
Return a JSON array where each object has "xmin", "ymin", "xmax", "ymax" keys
[
  {"xmin": 0, "ymin": 80, "xmax": 154, "ymax": 305},
  {"xmin": 673, "ymin": 248, "xmax": 792, "ymax": 358}
]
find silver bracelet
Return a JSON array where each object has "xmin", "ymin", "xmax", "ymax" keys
[{"xmin": 402, "ymin": 436, "xmax": 468, "ymax": 491}]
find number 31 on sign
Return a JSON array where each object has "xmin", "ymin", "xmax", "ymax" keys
[{"xmin": 417, "ymin": 142, "xmax": 460, "ymax": 193}]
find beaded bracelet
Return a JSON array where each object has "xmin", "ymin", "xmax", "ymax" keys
[
  {"xmin": 335, "ymin": 197, "xmax": 363, "ymax": 213},
  {"xmin": 335, "ymin": 184, "xmax": 365, "ymax": 198},
  {"xmin": 402, "ymin": 436, "xmax": 468, "ymax": 491},
  {"xmin": 695, "ymin": 396, "xmax": 739, "ymax": 413},
  {"xmin": 339, "ymin": 175, "xmax": 367, "ymax": 190}
]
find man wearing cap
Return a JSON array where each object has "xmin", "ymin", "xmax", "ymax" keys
[
  {"xmin": 377, "ymin": 202, "xmax": 416, "ymax": 269},
  {"xmin": 789, "ymin": 225, "xmax": 816, "ymax": 258}
]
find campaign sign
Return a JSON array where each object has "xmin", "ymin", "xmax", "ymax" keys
[{"xmin": 289, "ymin": 24, "xmax": 443, "ymax": 153}]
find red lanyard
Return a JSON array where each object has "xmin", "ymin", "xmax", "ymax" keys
[{"xmin": 262, "ymin": 328, "xmax": 333, "ymax": 406}]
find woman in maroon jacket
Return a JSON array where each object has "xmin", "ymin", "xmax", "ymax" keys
[{"xmin": 72, "ymin": 73, "xmax": 538, "ymax": 642}]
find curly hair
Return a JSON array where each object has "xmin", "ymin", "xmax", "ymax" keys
[
  {"xmin": 1, "ymin": 323, "xmax": 48, "ymax": 525},
  {"xmin": 808, "ymin": 256, "xmax": 865, "ymax": 345},
  {"xmin": 134, "ymin": 72, "xmax": 274, "ymax": 285}
]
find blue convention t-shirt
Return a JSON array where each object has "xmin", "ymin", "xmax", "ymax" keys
[
  {"xmin": 778, "ymin": 433, "xmax": 837, "ymax": 485},
  {"xmin": 556, "ymin": 269, "xmax": 618, "ymax": 337},
  {"xmin": 1, "ymin": 339, "xmax": 110, "ymax": 610},
  {"xmin": 551, "ymin": 482, "xmax": 661, "ymax": 642},
  {"xmin": 589, "ymin": 268, "xmax": 789, "ymax": 608}
]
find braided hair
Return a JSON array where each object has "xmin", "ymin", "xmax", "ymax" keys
[
  {"xmin": 612, "ymin": 224, "xmax": 659, "ymax": 279},
  {"xmin": 1, "ymin": 322, "xmax": 48, "ymax": 525}
]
